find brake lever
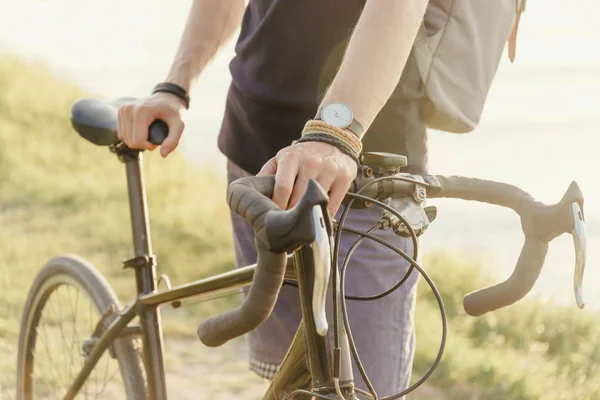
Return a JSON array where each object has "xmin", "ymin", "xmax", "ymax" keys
[
  {"xmin": 310, "ymin": 205, "xmax": 331, "ymax": 336},
  {"xmin": 571, "ymin": 202, "xmax": 586, "ymax": 309}
]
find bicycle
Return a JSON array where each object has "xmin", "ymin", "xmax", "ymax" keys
[{"xmin": 16, "ymin": 97, "xmax": 588, "ymax": 399}]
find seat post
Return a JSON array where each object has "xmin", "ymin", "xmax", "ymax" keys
[
  {"xmin": 121, "ymin": 149, "xmax": 168, "ymax": 400},
  {"xmin": 124, "ymin": 152, "xmax": 156, "ymax": 292}
]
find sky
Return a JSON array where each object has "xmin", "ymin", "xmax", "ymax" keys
[{"xmin": 0, "ymin": 0, "xmax": 599, "ymax": 310}]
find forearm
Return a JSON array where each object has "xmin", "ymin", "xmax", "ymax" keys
[
  {"xmin": 320, "ymin": 0, "xmax": 428, "ymax": 134},
  {"xmin": 166, "ymin": 0, "xmax": 246, "ymax": 91}
]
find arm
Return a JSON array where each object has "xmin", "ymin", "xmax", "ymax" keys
[
  {"xmin": 118, "ymin": 0, "xmax": 246, "ymax": 155},
  {"xmin": 166, "ymin": 0, "xmax": 247, "ymax": 91},
  {"xmin": 321, "ymin": 0, "xmax": 428, "ymax": 132},
  {"xmin": 259, "ymin": 0, "xmax": 429, "ymax": 216}
]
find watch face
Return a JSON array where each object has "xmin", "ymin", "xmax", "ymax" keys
[{"xmin": 322, "ymin": 102, "xmax": 353, "ymax": 128}]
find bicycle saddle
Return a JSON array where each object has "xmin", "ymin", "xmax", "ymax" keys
[
  {"xmin": 71, "ymin": 97, "xmax": 169, "ymax": 147},
  {"xmin": 70, "ymin": 98, "xmax": 133, "ymax": 146}
]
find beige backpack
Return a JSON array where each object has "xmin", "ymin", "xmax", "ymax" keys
[{"xmin": 413, "ymin": 0, "xmax": 527, "ymax": 133}]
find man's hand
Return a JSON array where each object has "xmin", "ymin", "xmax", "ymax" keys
[
  {"xmin": 117, "ymin": 93, "xmax": 186, "ymax": 157},
  {"xmin": 257, "ymin": 142, "xmax": 357, "ymax": 217}
]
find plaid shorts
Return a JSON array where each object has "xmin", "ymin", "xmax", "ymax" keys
[{"xmin": 249, "ymin": 358, "xmax": 280, "ymax": 380}]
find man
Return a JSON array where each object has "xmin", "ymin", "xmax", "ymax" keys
[{"xmin": 118, "ymin": 0, "xmax": 429, "ymax": 395}]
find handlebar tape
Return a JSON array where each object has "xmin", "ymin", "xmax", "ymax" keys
[
  {"xmin": 463, "ymin": 238, "xmax": 548, "ymax": 316},
  {"xmin": 429, "ymin": 176, "xmax": 583, "ymax": 316},
  {"xmin": 197, "ymin": 176, "xmax": 286, "ymax": 347}
]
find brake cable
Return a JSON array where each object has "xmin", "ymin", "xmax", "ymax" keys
[
  {"xmin": 283, "ymin": 175, "xmax": 421, "ymax": 301},
  {"xmin": 342, "ymin": 192, "xmax": 418, "ymax": 301},
  {"xmin": 339, "ymin": 226, "xmax": 448, "ymax": 399},
  {"xmin": 332, "ymin": 175, "xmax": 447, "ymax": 399},
  {"xmin": 331, "ymin": 175, "xmax": 420, "ymax": 398},
  {"xmin": 283, "ymin": 175, "xmax": 448, "ymax": 399}
]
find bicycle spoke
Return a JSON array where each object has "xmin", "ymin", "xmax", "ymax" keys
[
  {"xmin": 66, "ymin": 285, "xmax": 77, "ymax": 381},
  {"xmin": 73, "ymin": 287, "xmax": 87, "ymax": 398},
  {"xmin": 73, "ymin": 288, "xmax": 82, "ymax": 371},
  {"xmin": 89, "ymin": 300, "xmax": 99, "ymax": 398},
  {"xmin": 54, "ymin": 285, "xmax": 78, "ymax": 396},
  {"xmin": 98, "ymin": 353, "xmax": 111, "ymax": 398},
  {"xmin": 95, "ymin": 363, "xmax": 121, "ymax": 399},
  {"xmin": 20, "ymin": 260, "xmax": 141, "ymax": 400},
  {"xmin": 39, "ymin": 323, "xmax": 62, "ymax": 388},
  {"xmin": 76, "ymin": 288, "xmax": 91, "ymax": 399},
  {"xmin": 54, "ymin": 286, "xmax": 72, "ymax": 385},
  {"xmin": 36, "ymin": 321, "xmax": 62, "ymax": 399},
  {"xmin": 55, "ymin": 287, "xmax": 79, "ymax": 395},
  {"xmin": 95, "ymin": 354, "xmax": 110, "ymax": 398},
  {"xmin": 36, "ymin": 324, "xmax": 64, "ymax": 395}
]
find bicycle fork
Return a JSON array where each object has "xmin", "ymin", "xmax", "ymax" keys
[{"xmin": 264, "ymin": 207, "xmax": 357, "ymax": 400}]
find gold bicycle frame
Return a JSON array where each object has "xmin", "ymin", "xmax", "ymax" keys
[{"xmin": 64, "ymin": 147, "xmax": 357, "ymax": 400}]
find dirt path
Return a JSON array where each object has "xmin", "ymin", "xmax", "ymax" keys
[
  {"xmin": 1, "ymin": 335, "xmax": 446, "ymax": 399},
  {"xmin": 164, "ymin": 337, "xmax": 267, "ymax": 400},
  {"xmin": 163, "ymin": 337, "xmax": 447, "ymax": 399}
]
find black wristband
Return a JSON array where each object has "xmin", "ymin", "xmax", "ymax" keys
[{"xmin": 152, "ymin": 82, "xmax": 190, "ymax": 109}]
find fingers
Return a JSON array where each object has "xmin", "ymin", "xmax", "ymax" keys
[
  {"xmin": 117, "ymin": 105, "xmax": 126, "ymax": 142},
  {"xmin": 257, "ymin": 157, "xmax": 277, "ymax": 177},
  {"xmin": 286, "ymin": 170, "xmax": 311, "ymax": 210},
  {"xmin": 258, "ymin": 142, "xmax": 357, "ymax": 216},
  {"xmin": 273, "ymin": 153, "xmax": 299, "ymax": 209},
  {"xmin": 117, "ymin": 103, "xmax": 153, "ymax": 150},
  {"xmin": 288, "ymin": 159, "xmax": 335, "ymax": 209},
  {"xmin": 131, "ymin": 106, "xmax": 158, "ymax": 151},
  {"xmin": 295, "ymin": 158, "xmax": 351, "ymax": 218},
  {"xmin": 160, "ymin": 116, "xmax": 185, "ymax": 158},
  {"xmin": 116, "ymin": 94, "xmax": 186, "ymax": 153},
  {"xmin": 117, "ymin": 103, "xmax": 134, "ymax": 144},
  {"xmin": 316, "ymin": 170, "xmax": 337, "ymax": 216},
  {"xmin": 326, "ymin": 171, "xmax": 355, "ymax": 218}
]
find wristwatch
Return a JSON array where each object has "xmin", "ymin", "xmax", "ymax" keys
[{"xmin": 315, "ymin": 102, "xmax": 364, "ymax": 138}]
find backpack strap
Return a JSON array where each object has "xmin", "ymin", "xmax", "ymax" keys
[{"xmin": 508, "ymin": 0, "xmax": 527, "ymax": 63}]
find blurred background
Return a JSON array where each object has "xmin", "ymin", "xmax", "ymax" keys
[{"xmin": 0, "ymin": 0, "xmax": 598, "ymax": 399}]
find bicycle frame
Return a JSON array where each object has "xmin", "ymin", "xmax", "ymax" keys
[{"xmin": 65, "ymin": 149, "xmax": 357, "ymax": 400}]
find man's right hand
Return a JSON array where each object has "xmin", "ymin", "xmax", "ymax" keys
[{"xmin": 117, "ymin": 92, "xmax": 187, "ymax": 157}]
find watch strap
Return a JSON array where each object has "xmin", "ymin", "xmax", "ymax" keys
[{"xmin": 345, "ymin": 119, "xmax": 364, "ymax": 139}]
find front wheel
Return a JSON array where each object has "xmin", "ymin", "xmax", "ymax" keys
[{"xmin": 16, "ymin": 255, "xmax": 147, "ymax": 399}]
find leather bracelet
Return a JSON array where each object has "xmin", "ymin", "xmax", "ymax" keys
[
  {"xmin": 152, "ymin": 82, "xmax": 190, "ymax": 109},
  {"xmin": 302, "ymin": 120, "xmax": 363, "ymax": 154},
  {"xmin": 295, "ymin": 133, "xmax": 360, "ymax": 165}
]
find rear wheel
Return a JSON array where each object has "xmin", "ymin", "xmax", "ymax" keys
[{"xmin": 16, "ymin": 255, "xmax": 147, "ymax": 399}]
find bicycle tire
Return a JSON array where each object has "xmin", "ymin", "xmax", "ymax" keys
[{"xmin": 16, "ymin": 255, "xmax": 147, "ymax": 399}]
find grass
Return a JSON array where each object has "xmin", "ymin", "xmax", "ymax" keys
[
  {"xmin": 0, "ymin": 56, "xmax": 238, "ymax": 395},
  {"xmin": 413, "ymin": 253, "xmax": 600, "ymax": 399},
  {"xmin": 1, "ymin": 57, "xmax": 600, "ymax": 399}
]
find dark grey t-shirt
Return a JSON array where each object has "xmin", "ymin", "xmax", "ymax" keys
[{"xmin": 218, "ymin": 0, "xmax": 427, "ymax": 175}]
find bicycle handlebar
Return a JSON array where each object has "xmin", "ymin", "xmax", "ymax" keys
[
  {"xmin": 196, "ymin": 171, "xmax": 585, "ymax": 346},
  {"xmin": 148, "ymin": 120, "xmax": 169, "ymax": 146},
  {"xmin": 197, "ymin": 176, "xmax": 329, "ymax": 347},
  {"xmin": 426, "ymin": 176, "xmax": 584, "ymax": 316},
  {"xmin": 344, "ymin": 173, "xmax": 585, "ymax": 316}
]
